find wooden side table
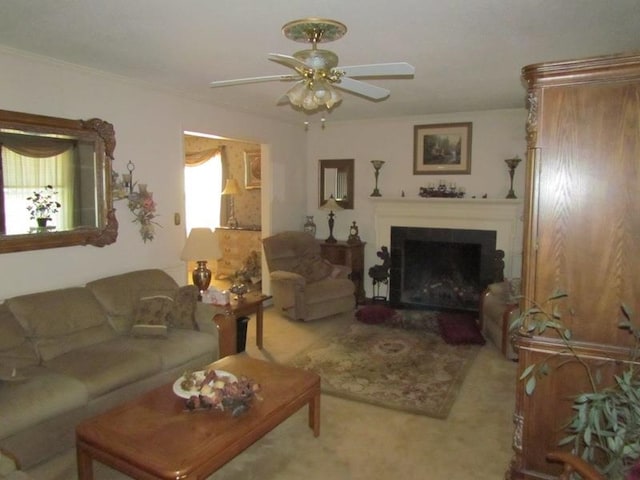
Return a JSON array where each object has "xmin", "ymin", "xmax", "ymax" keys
[
  {"xmin": 211, "ymin": 291, "xmax": 271, "ymax": 357},
  {"xmin": 318, "ymin": 240, "xmax": 366, "ymax": 304}
]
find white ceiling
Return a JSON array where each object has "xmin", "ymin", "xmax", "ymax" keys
[{"xmin": 0, "ymin": 0, "xmax": 639, "ymax": 125}]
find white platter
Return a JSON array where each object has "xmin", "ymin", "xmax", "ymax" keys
[{"xmin": 172, "ymin": 369, "xmax": 238, "ymax": 399}]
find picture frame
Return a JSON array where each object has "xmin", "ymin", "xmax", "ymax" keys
[
  {"xmin": 244, "ymin": 150, "xmax": 261, "ymax": 189},
  {"xmin": 413, "ymin": 122, "xmax": 472, "ymax": 175}
]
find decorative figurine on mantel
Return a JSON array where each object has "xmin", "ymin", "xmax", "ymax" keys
[
  {"xmin": 419, "ymin": 180, "xmax": 465, "ymax": 198},
  {"xmin": 347, "ymin": 221, "xmax": 361, "ymax": 245}
]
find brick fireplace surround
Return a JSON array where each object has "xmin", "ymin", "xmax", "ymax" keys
[{"xmin": 371, "ymin": 198, "xmax": 524, "ymax": 281}]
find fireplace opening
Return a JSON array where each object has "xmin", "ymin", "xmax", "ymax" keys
[{"xmin": 389, "ymin": 226, "xmax": 497, "ymax": 312}]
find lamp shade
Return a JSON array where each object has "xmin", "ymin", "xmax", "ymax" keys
[
  {"xmin": 320, "ymin": 196, "xmax": 344, "ymax": 212},
  {"xmin": 180, "ymin": 228, "xmax": 221, "ymax": 261},
  {"xmin": 221, "ymin": 178, "xmax": 241, "ymax": 195}
]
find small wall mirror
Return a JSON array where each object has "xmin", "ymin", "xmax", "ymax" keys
[
  {"xmin": 0, "ymin": 109, "xmax": 118, "ymax": 253},
  {"xmin": 319, "ymin": 159, "xmax": 354, "ymax": 210}
]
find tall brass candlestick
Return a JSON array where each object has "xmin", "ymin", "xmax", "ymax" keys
[
  {"xmin": 505, "ymin": 157, "xmax": 522, "ymax": 199},
  {"xmin": 370, "ymin": 160, "xmax": 385, "ymax": 197}
]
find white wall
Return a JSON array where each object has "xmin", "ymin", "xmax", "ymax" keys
[
  {"xmin": 0, "ymin": 47, "xmax": 528, "ymax": 301},
  {"xmin": 305, "ymin": 109, "xmax": 527, "ymax": 297},
  {"xmin": 0, "ymin": 48, "xmax": 306, "ymax": 300}
]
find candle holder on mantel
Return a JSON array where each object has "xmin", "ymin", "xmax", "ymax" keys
[
  {"xmin": 505, "ymin": 157, "xmax": 522, "ymax": 199},
  {"xmin": 370, "ymin": 160, "xmax": 385, "ymax": 197}
]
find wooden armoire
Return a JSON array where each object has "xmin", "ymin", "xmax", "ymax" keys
[{"xmin": 510, "ymin": 52, "xmax": 640, "ymax": 479}]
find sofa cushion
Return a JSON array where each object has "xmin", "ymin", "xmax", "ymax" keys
[
  {"xmin": 119, "ymin": 329, "xmax": 216, "ymax": 370},
  {"xmin": 5, "ymin": 288, "xmax": 116, "ymax": 362},
  {"xmin": 0, "ymin": 304, "xmax": 39, "ymax": 369},
  {"xmin": 86, "ymin": 269, "xmax": 179, "ymax": 334},
  {"xmin": 0, "ymin": 366, "xmax": 88, "ymax": 439},
  {"xmin": 44, "ymin": 338, "xmax": 162, "ymax": 399}
]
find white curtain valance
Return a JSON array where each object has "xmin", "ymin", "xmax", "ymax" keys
[
  {"xmin": 185, "ymin": 147, "xmax": 223, "ymax": 166},
  {"xmin": 0, "ymin": 134, "xmax": 74, "ymax": 158}
]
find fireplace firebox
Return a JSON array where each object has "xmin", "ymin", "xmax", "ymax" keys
[{"xmin": 389, "ymin": 226, "xmax": 497, "ymax": 311}]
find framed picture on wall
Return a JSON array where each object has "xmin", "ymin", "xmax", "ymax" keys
[
  {"xmin": 413, "ymin": 122, "xmax": 472, "ymax": 175},
  {"xmin": 244, "ymin": 150, "xmax": 261, "ymax": 189}
]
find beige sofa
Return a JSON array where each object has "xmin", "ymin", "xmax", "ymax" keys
[{"xmin": 0, "ymin": 269, "xmax": 223, "ymax": 473}]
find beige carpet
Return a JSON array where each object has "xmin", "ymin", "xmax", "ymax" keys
[
  {"xmin": 287, "ymin": 320, "xmax": 480, "ymax": 418},
  {"xmin": 25, "ymin": 306, "xmax": 517, "ymax": 480}
]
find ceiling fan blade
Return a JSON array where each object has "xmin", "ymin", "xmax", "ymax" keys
[
  {"xmin": 334, "ymin": 77, "xmax": 390, "ymax": 100},
  {"xmin": 209, "ymin": 74, "xmax": 299, "ymax": 88},
  {"xmin": 268, "ymin": 53, "xmax": 309, "ymax": 72},
  {"xmin": 339, "ymin": 62, "xmax": 415, "ymax": 77}
]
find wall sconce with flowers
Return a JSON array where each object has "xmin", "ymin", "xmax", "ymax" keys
[{"xmin": 112, "ymin": 161, "xmax": 160, "ymax": 242}]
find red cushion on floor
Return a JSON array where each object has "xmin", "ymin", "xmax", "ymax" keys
[
  {"xmin": 438, "ymin": 313, "xmax": 486, "ymax": 345},
  {"xmin": 355, "ymin": 305, "xmax": 396, "ymax": 325}
]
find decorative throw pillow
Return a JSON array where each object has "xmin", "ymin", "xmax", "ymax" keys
[
  {"xmin": 133, "ymin": 295, "xmax": 174, "ymax": 327},
  {"xmin": 168, "ymin": 285, "xmax": 199, "ymax": 330},
  {"xmin": 437, "ymin": 313, "xmax": 486, "ymax": 345},
  {"xmin": 131, "ymin": 294, "xmax": 174, "ymax": 338}
]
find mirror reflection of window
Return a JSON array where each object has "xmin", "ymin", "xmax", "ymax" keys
[
  {"xmin": 1, "ymin": 136, "xmax": 75, "ymax": 234},
  {"xmin": 336, "ymin": 170, "xmax": 348, "ymax": 201},
  {"xmin": 323, "ymin": 167, "xmax": 338, "ymax": 200},
  {"xmin": 323, "ymin": 168, "xmax": 350, "ymax": 201}
]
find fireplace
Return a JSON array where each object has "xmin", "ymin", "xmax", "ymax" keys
[
  {"xmin": 389, "ymin": 226, "xmax": 497, "ymax": 311},
  {"xmin": 371, "ymin": 198, "xmax": 524, "ymax": 294}
]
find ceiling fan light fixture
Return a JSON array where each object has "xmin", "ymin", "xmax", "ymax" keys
[
  {"xmin": 311, "ymin": 78, "xmax": 331, "ymax": 101},
  {"xmin": 302, "ymin": 90, "xmax": 319, "ymax": 110},
  {"xmin": 286, "ymin": 81, "xmax": 308, "ymax": 105},
  {"xmin": 326, "ymin": 87, "xmax": 342, "ymax": 109},
  {"xmin": 209, "ymin": 18, "xmax": 413, "ymax": 113}
]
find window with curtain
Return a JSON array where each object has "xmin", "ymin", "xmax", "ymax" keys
[
  {"xmin": 184, "ymin": 149, "xmax": 222, "ymax": 233},
  {"xmin": 1, "ymin": 136, "xmax": 75, "ymax": 234}
]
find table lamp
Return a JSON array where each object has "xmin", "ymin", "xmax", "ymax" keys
[
  {"xmin": 180, "ymin": 228, "xmax": 221, "ymax": 299},
  {"xmin": 221, "ymin": 178, "xmax": 241, "ymax": 228},
  {"xmin": 320, "ymin": 195, "xmax": 343, "ymax": 243}
]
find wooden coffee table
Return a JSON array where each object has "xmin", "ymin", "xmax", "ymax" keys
[{"xmin": 76, "ymin": 355, "xmax": 320, "ymax": 479}]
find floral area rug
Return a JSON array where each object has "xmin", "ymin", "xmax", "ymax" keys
[{"xmin": 287, "ymin": 311, "xmax": 481, "ymax": 418}]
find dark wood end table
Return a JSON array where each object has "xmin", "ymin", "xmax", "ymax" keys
[{"xmin": 211, "ymin": 291, "xmax": 272, "ymax": 357}]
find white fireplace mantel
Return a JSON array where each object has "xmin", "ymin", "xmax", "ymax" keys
[{"xmin": 371, "ymin": 197, "xmax": 524, "ymax": 280}]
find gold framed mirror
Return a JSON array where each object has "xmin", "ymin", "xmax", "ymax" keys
[
  {"xmin": 0, "ymin": 109, "xmax": 118, "ymax": 253},
  {"xmin": 319, "ymin": 158, "xmax": 354, "ymax": 210}
]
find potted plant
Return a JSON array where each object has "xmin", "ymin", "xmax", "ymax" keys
[
  {"xmin": 511, "ymin": 292, "xmax": 640, "ymax": 478},
  {"xmin": 26, "ymin": 185, "xmax": 61, "ymax": 227}
]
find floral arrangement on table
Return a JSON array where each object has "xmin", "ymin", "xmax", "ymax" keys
[
  {"xmin": 26, "ymin": 185, "xmax": 61, "ymax": 225},
  {"xmin": 127, "ymin": 184, "xmax": 160, "ymax": 242},
  {"xmin": 180, "ymin": 369, "xmax": 262, "ymax": 417}
]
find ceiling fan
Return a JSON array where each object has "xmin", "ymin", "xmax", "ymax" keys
[{"xmin": 209, "ymin": 18, "xmax": 415, "ymax": 111}]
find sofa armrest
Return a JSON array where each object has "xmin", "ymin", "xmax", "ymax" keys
[{"xmin": 194, "ymin": 302, "xmax": 227, "ymax": 358}]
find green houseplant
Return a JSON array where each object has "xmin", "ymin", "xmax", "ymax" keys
[
  {"xmin": 26, "ymin": 185, "xmax": 61, "ymax": 227},
  {"xmin": 511, "ymin": 292, "xmax": 640, "ymax": 478}
]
